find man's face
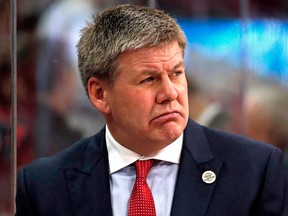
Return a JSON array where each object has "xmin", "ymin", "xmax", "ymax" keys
[{"xmin": 104, "ymin": 41, "xmax": 189, "ymax": 155}]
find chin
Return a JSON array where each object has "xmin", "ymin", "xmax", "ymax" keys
[{"xmin": 161, "ymin": 127, "xmax": 183, "ymax": 142}]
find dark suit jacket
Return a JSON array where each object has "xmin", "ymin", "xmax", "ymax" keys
[{"xmin": 16, "ymin": 119, "xmax": 288, "ymax": 215}]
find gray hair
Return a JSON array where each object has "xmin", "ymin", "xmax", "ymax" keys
[{"xmin": 77, "ymin": 4, "xmax": 186, "ymax": 94}]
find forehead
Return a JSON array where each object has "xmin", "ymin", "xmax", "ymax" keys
[{"xmin": 117, "ymin": 42, "xmax": 184, "ymax": 69}]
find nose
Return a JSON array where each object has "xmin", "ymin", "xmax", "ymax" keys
[{"xmin": 156, "ymin": 77, "xmax": 178, "ymax": 104}]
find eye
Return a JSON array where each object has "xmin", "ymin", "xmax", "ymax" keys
[
  {"xmin": 174, "ymin": 71, "xmax": 182, "ymax": 76},
  {"xmin": 140, "ymin": 76, "xmax": 154, "ymax": 84},
  {"xmin": 170, "ymin": 70, "xmax": 183, "ymax": 77}
]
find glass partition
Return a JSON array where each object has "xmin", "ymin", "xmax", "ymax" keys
[{"xmin": 1, "ymin": 0, "xmax": 287, "ymax": 215}]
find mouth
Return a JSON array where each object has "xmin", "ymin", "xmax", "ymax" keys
[{"xmin": 151, "ymin": 111, "xmax": 180, "ymax": 123}]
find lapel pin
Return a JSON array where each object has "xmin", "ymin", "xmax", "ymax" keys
[{"xmin": 202, "ymin": 170, "xmax": 216, "ymax": 184}]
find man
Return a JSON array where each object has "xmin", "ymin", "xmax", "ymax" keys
[{"xmin": 16, "ymin": 4, "xmax": 287, "ymax": 216}]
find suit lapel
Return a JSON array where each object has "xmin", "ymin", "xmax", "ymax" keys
[
  {"xmin": 171, "ymin": 119, "xmax": 223, "ymax": 216},
  {"xmin": 64, "ymin": 128, "xmax": 113, "ymax": 216}
]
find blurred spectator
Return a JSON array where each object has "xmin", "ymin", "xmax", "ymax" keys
[
  {"xmin": 0, "ymin": 49, "xmax": 35, "ymax": 215},
  {"xmin": 0, "ymin": 50, "xmax": 35, "ymax": 166},
  {"xmin": 33, "ymin": 0, "xmax": 110, "ymax": 157},
  {"xmin": 244, "ymin": 81, "xmax": 288, "ymax": 151},
  {"xmin": 34, "ymin": 39, "xmax": 83, "ymax": 157},
  {"xmin": 188, "ymin": 77, "xmax": 232, "ymax": 131},
  {"xmin": 244, "ymin": 80, "xmax": 288, "ymax": 177}
]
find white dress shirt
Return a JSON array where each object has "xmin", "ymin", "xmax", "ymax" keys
[{"xmin": 106, "ymin": 125, "xmax": 183, "ymax": 216}]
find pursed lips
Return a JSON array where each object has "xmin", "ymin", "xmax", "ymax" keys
[{"xmin": 151, "ymin": 110, "xmax": 180, "ymax": 123}]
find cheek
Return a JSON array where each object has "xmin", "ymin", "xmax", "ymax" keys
[
  {"xmin": 132, "ymin": 93, "xmax": 154, "ymax": 115},
  {"xmin": 115, "ymin": 91, "xmax": 152, "ymax": 113},
  {"xmin": 178, "ymin": 85, "xmax": 188, "ymax": 103}
]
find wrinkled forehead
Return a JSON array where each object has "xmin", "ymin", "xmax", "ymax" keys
[{"xmin": 115, "ymin": 42, "xmax": 185, "ymax": 73}]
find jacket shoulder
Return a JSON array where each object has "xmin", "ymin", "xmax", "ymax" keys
[
  {"xmin": 202, "ymin": 126, "xmax": 282, "ymax": 163},
  {"xmin": 21, "ymin": 127, "xmax": 106, "ymax": 178}
]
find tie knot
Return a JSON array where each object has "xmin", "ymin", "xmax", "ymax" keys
[{"xmin": 135, "ymin": 160, "xmax": 155, "ymax": 178}]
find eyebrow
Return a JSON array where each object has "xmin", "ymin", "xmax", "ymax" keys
[
  {"xmin": 166, "ymin": 61, "xmax": 185, "ymax": 74},
  {"xmin": 140, "ymin": 61, "xmax": 185, "ymax": 75},
  {"xmin": 171, "ymin": 61, "xmax": 185, "ymax": 71}
]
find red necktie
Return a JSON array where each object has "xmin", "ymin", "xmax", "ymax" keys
[{"xmin": 128, "ymin": 160, "xmax": 156, "ymax": 216}]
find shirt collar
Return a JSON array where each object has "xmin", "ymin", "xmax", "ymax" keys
[{"xmin": 106, "ymin": 125, "xmax": 183, "ymax": 174}]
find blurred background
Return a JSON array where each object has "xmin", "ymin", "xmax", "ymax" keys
[{"xmin": 1, "ymin": 0, "xmax": 288, "ymax": 214}]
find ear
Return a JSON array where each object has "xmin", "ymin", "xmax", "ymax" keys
[{"xmin": 87, "ymin": 77, "xmax": 111, "ymax": 114}]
